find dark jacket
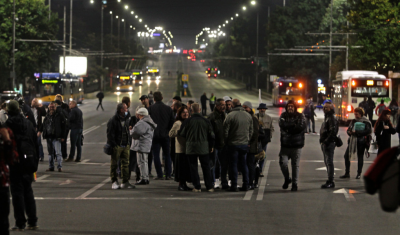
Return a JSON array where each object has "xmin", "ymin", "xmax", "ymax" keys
[
  {"xmin": 346, "ymin": 118, "xmax": 372, "ymax": 145},
  {"xmin": 32, "ymin": 105, "xmax": 46, "ymax": 131},
  {"xmin": 374, "ymin": 119, "xmax": 396, "ymax": 152},
  {"xmin": 69, "ymin": 107, "xmax": 83, "ymax": 130},
  {"xmin": 223, "ymin": 106, "xmax": 253, "ymax": 146},
  {"xmin": 148, "ymin": 101, "xmax": 174, "ymax": 139},
  {"xmin": 5, "ymin": 113, "xmax": 39, "ymax": 174},
  {"xmin": 319, "ymin": 109, "xmax": 338, "ymax": 144},
  {"xmin": 107, "ymin": 111, "xmax": 131, "ymax": 147},
  {"xmin": 200, "ymin": 95, "xmax": 208, "ymax": 105},
  {"xmin": 208, "ymin": 109, "xmax": 226, "ymax": 149},
  {"xmin": 40, "ymin": 107, "xmax": 67, "ymax": 140},
  {"xmin": 179, "ymin": 113, "xmax": 215, "ymax": 155},
  {"xmin": 279, "ymin": 104, "xmax": 307, "ymax": 149},
  {"xmin": 22, "ymin": 103, "xmax": 36, "ymax": 129},
  {"xmin": 249, "ymin": 112, "xmax": 260, "ymax": 154},
  {"xmin": 96, "ymin": 91, "xmax": 104, "ymax": 100}
]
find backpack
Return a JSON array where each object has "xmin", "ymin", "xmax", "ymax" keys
[{"xmin": 15, "ymin": 120, "xmax": 38, "ymax": 174}]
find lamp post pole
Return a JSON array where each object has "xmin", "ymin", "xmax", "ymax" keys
[
  {"xmin": 255, "ymin": 10, "xmax": 259, "ymax": 90},
  {"xmin": 69, "ymin": 0, "xmax": 73, "ymax": 54},
  {"xmin": 12, "ymin": 0, "xmax": 16, "ymax": 90}
]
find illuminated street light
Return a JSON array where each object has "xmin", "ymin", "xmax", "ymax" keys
[
  {"xmin": 243, "ymin": 6, "xmax": 247, "ymax": 10},
  {"xmin": 231, "ymin": 17, "xmax": 234, "ymax": 20},
  {"xmin": 236, "ymin": 13, "xmax": 239, "ymax": 17},
  {"xmin": 139, "ymin": 19, "xmax": 142, "ymax": 22},
  {"xmin": 223, "ymin": 24, "xmax": 225, "ymax": 27},
  {"xmin": 131, "ymin": 11, "xmax": 134, "ymax": 14},
  {"xmin": 219, "ymin": 25, "xmax": 221, "ymax": 28},
  {"xmin": 116, "ymin": 15, "xmax": 118, "ymax": 19},
  {"xmin": 226, "ymin": 20, "xmax": 228, "ymax": 23},
  {"xmin": 130, "ymin": 25, "xmax": 132, "ymax": 28},
  {"xmin": 110, "ymin": 11, "xmax": 112, "ymax": 14},
  {"xmin": 251, "ymin": 1, "xmax": 256, "ymax": 5},
  {"xmin": 125, "ymin": 5, "xmax": 128, "ymax": 9},
  {"xmin": 90, "ymin": 0, "xmax": 94, "ymax": 4},
  {"xmin": 145, "ymin": 25, "xmax": 147, "ymax": 27},
  {"xmin": 117, "ymin": 0, "xmax": 121, "ymax": 2},
  {"xmin": 135, "ymin": 15, "xmax": 138, "ymax": 18},
  {"xmin": 122, "ymin": 19, "xmax": 124, "ymax": 22}
]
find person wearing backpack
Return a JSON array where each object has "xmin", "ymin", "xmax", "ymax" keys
[
  {"xmin": 38, "ymin": 101, "xmax": 66, "ymax": 172},
  {"xmin": 5, "ymin": 100, "xmax": 39, "ymax": 231},
  {"xmin": 375, "ymin": 99, "xmax": 387, "ymax": 116},
  {"xmin": 319, "ymin": 103, "xmax": 338, "ymax": 188},
  {"xmin": 303, "ymin": 97, "xmax": 317, "ymax": 134}
]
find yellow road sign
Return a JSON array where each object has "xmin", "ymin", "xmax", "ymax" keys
[{"xmin": 182, "ymin": 74, "xmax": 189, "ymax": 81}]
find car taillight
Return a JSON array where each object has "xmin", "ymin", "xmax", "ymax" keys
[
  {"xmin": 279, "ymin": 99, "xmax": 283, "ymax": 103},
  {"xmin": 347, "ymin": 105, "xmax": 353, "ymax": 112},
  {"xmin": 214, "ymin": 74, "xmax": 217, "ymax": 77},
  {"xmin": 279, "ymin": 82, "xmax": 282, "ymax": 86},
  {"xmin": 298, "ymin": 99, "xmax": 303, "ymax": 104}
]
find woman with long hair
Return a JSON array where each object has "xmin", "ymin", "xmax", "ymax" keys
[
  {"xmin": 388, "ymin": 98, "xmax": 399, "ymax": 127},
  {"xmin": 374, "ymin": 109, "xmax": 396, "ymax": 155},
  {"xmin": 169, "ymin": 107, "xmax": 192, "ymax": 191}
]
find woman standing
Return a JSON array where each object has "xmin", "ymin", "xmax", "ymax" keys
[
  {"xmin": 374, "ymin": 109, "xmax": 396, "ymax": 155},
  {"xmin": 388, "ymin": 99, "xmax": 399, "ymax": 127},
  {"xmin": 169, "ymin": 107, "xmax": 192, "ymax": 191}
]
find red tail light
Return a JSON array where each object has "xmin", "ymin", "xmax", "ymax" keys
[
  {"xmin": 386, "ymin": 81, "xmax": 389, "ymax": 86},
  {"xmin": 208, "ymin": 68, "xmax": 210, "ymax": 70},
  {"xmin": 279, "ymin": 99, "xmax": 283, "ymax": 103},
  {"xmin": 347, "ymin": 105, "xmax": 354, "ymax": 113},
  {"xmin": 214, "ymin": 74, "xmax": 217, "ymax": 77},
  {"xmin": 279, "ymin": 82, "xmax": 282, "ymax": 86}
]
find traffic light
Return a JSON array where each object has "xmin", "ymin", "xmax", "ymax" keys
[{"xmin": 251, "ymin": 61, "xmax": 254, "ymax": 64}]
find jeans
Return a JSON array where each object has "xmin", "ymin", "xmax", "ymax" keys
[
  {"xmin": 96, "ymin": 99, "xmax": 104, "ymax": 111},
  {"xmin": 321, "ymin": 142, "xmax": 335, "ymax": 181},
  {"xmin": 201, "ymin": 104, "xmax": 207, "ymax": 116},
  {"xmin": 151, "ymin": 137, "xmax": 172, "ymax": 178},
  {"xmin": 227, "ymin": 145, "xmax": 249, "ymax": 189},
  {"xmin": 137, "ymin": 152, "xmax": 149, "ymax": 180},
  {"xmin": 110, "ymin": 145, "xmax": 130, "ymax": 183},
  {"xmin": 211, "ymin": 148, "xmax": 222, "ymax": 184},
  {"xmin": 188, "ymin": 154, "xmax": 213, "ymax": 190},
  {"xmin": 247, "ymin": 153, "xmax": 256, "ymax": 187},
  {"xmin": 9, "ymin": 172, "xmax": 37, "ymax": 228},
  {"xmin": 259, "ymin": 144, "xmax": 268, "ymax": 171},
  {"xmin": 0, "ymin": 187, "xmax": 10, "ymax": 235},
  {"xmin": 37, "ymin": 134, "xmax": 44, "ymax": 160},
  {"xmin": 61, "ymin": 129, "xmax": 69, "ymax": 159},
  {"xmin": 306, "ymin": 116, "xmax": 315, "ymax": 132},
  {"xmin": 47, "ymin": 139, "xmax": 62, "ymax": 169},
  {"xmin": 69, "ymin": 129, "xmax": 82, "ymax": 161},
  {"xmin": 279, "ymin": 148, "xmax": 302, "ymax": 185},
  {"xmin": 344, "ymin": 143, "xmax": 366, "ymax": 174}
]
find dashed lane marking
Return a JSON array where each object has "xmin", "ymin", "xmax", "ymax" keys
[
  {"xmin": 101, "ymin": 122, "xmax": 107, "ymax": 125},
  {"xmin": 34, "ymin": 197, "xmax": 243, "ymax": 200},
  {"xmin": 256, "ymin": 160, "xmax": 271, "ymax": 201},
  {"xmin": 75, "ymin": 178, "xmax": 111, "ymax": 199}
]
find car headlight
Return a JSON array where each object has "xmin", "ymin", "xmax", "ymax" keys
[
  {"xmin": 69, "ymin": 98, "xmax": 73, "ymax": 101},
  {"xmin": 117, "ymin": 87, "xmax": 120, "ymax": 90},
  {"xmin": 139, "ymin": 81, "xmax": 142, "ymax": 84},
  {"xmin": 147, "ymin": 76, "xmax": 150, "ymax": 80},
  {"xmin": 38, "ymin": 99, "xmax": 42, "ymax": 104},
  {"xmin": 129, "ymin": 87, "xmax": 133, "ymax": 90}
]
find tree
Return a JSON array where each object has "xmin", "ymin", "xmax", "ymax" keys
[
  {"xmin": 347, "ymin": 0, "xmax": 400, "ymax": 73},
  {"xmin": 0, "ymin": 0, "xmax": 59, "ymax": 90}
]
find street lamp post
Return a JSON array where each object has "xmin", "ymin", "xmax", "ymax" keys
[
  {"xmin": 117, "ymin": 16, "xmax": 120, "ymax": 71},
  {"xmin": 110, "ymin": 11, "xmax": 113, "ymax": 47},
  {"xmin": 101, "ymin": 4, "xmax": 104, "ymax": 91},
  {"xmin": 12, "ymin": 0, "xmax": 16, "ymax": 90},
  {"xmin": 70, "ymin": 0, "xmax": 73, "ymax": 54}
]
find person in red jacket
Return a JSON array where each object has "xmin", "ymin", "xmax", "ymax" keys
[{"xmin": 375, "ymin": 99, "xmax": 387, "ymax": 116}]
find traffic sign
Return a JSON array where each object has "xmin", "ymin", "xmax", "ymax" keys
[
  {"xmin": 182, "ymin": 74, "xmax": 189, "ymax": 81},
  {"xmin": 183, "ymin": 83, "xmax": 188, "ymax": 89}
]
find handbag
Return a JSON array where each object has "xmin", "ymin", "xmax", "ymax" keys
[
  {"xmin": 335, "ymin": 135, "xmax": 343, "ymax": 147},
  {"xmin": 103, "ymin": 143, "xmax": 113, "ymax": 155}
]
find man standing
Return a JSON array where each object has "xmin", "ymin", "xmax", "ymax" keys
[
  {"xmin": 223, "ymin": 96, "xmax": 233, "ymax": 114},
  {"xmin": 96, "ymin": 91, "xmax": 105, "ymax": 111},
  {"xmin": 31, "ymin": 98, "xmax": 46, "ymax": 161},
  {"xmin": 200, "ymin": 92, "xmax": 208, "ymax": 116},
  {"xmin": 136, "ymin": 95, "xmax": 150, "ymax": 113},
  {"xmin": 208, "ymin": 98, "xmax": 227, "ymax": 189},
  {"xmin": 107, "ymin": 103, "xmax": 134, "ymax": 189},
  {"xmin": 55, "ymin": 95, "xmax": 70, "ymax": 160},
  {"xmin": 224, "ymin": 99, "xmax": 253, "ymax": 192},
  {"xmin": 243, "ymin": 101, "xmax": 259, "ymax": 190},
  {"xmin": 66, "ymin": 101, "xmax": 83, "ymax": 162},
  {"xmin": 303, "ymin": 96, "xmax": 317, "ymax": 134},
  {"xmin": 256, "ymin": 103, "xmax": 274, "ymax": 179},
  {"xmin": 180, "ymin": 103, "xmax": 215, "ymax": 192},
  {"xmin": 15, "ymin": 95, "xmax": 36, "ymax": 129},
  {"xmin": 148, "ymin": 91, "xmax": 154, "ymax": 105},
  {"xmin": 131, "ymin": 108, "xmax": 157, "ymax": 185},
  {"xmin": 209, "ymin": 93, "xmax": 216, "ymax": 112},
  {"xmin": 320, "ymin": 103, "xmax": 338, "ymax": 188},
  {"xmin": 148, "ymin": 91, "xmax": 175, "ymax": 180},
  {"xmin": 5, "ymin": 100, "xmax": 39, "ymax": 231},
  {"xmin": 359, "ymin": 97, "xmax": 369, "ymax": 116},
  {"xmin": 39, "ymin": 102, "xmax": 66, "ymax": 172},
  {"xmin": 278, "ymin": 100, "xmax": 306, "ymax": 192}
]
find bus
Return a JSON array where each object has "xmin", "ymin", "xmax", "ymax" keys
[
  {"xmin": 272, "ymin": 77, "xmax": 305, "ymax": 107},
  {"xmin": 206, "ymin": 67, "xmax": 219, "ymax": 78},
  {"xmin": 116, "ymin": 72, "xmax": 134, "ymax": 92},
  {"xmin": 332, "ymin": 70, "xmax": 391, "ymax": 123},
  {"xmin": 132, "ymin": 69, "xmax": 143, "ymax": 85},
  {"xmin": 34, "ymin": 72, "xmax": 84, "ymax": 106}
]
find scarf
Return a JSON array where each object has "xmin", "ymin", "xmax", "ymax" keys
[{"xmin": 348, "ymin": 116, "xmax": 372, "ymax": 160}]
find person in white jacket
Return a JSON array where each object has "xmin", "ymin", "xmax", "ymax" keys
[{"xmin": 130, "ymin": 108, "xmax": 157, "ymax": 185}]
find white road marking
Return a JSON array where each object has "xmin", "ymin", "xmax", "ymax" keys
[
  {"xmin": 101, "ymin": 122, "xmax": 107, "ymax": 125},
  {"xmin": 82, "ymin": 126, "xmax": 100, "ymax": 135},
  {"xmin": 59, "ymin": 179, "xmax": 74, "ymax": 185},
  {"xmin": 315, "ymin": 167, "xmax": 342, "ymax": 171},
  {"xmin": 256, "ymin": 160, "xmax": 271, "ymax": 201},
  {"xmin": 75, "ymin": 178, "xmax": 111, "ymax": 199},
  {"xmin": 36, "ymin": 174, "xmax": 50, "ymax": 181},
  {"xmin": 77, "ymin": 159, "xmax": 90, "ymax": 164},
  {"xmin": 333, "ymin": 188, "xmax": 360, "ymax": 201}
]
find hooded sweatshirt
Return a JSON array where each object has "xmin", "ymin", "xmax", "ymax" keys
[{"xmin": 130, "ymin": 116, "xmax": 157, "ymax": 153}]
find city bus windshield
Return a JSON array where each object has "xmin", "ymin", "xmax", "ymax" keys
[{"xmin": 279, "ymin": 84, "xmax": 302, "ymax": 96}]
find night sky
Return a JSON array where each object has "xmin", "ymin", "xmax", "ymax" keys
[{"xmin": 53, "ymin": 0, "xmax": 289, "ymax": 49}]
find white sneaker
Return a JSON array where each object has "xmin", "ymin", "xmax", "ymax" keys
[
  {"xmin": 112, "ymin": 181, "xmax": 121, "ymax": 189},
  {"xmin": 120, "ymin": 182, "xmax": 136, "ymax": 189},
  {"xmin": 214, "ymin": 179, "xmax": 220, "ymax": 189}
]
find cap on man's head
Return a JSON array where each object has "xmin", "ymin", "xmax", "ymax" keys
[
  {"xmin": 243, "ymin": 101, "xmax": 252, "ymax": 109},
  {"xmin": 172, "ymin": 96, "xmax": 182, "ymax": 102},
  {"xmin": 223, "ymin": 96, "xmax": 232, "ymax": 102},
  {"xmin": 137, "ymin": 108, "xmax": 149, "ymax": 116},
  {"xmin": 139, "ymin": 95, "xmax": 149, "ymax": 100},
  {"xmin": 7, "ymin": 100, "xmax": 20, "ymax": 115}
]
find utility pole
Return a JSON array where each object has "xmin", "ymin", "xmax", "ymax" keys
[
  {"xmin": 329, "ymin": 0, "xmax": 333, "ymax": 85},
  {"xmin": 110, "ymin": 12, "xmax": 113, "ymax": 48},
  {"xmin": 255, "ymin": 10, "xmax": 259, "ymax": 90},
  {"xmin": 70, "ymin": 0, "xmax": 73, "ymax": 54},
  {"xmin": 101, "ymin": 4, "xmax": 104, "ymax": 90},
  {"xmin": 267, "ymin": 6, "xmax": 270, "ymax": 93},
  {"xmin": 63, "ymin": 7, "xmax": 66, "ymax": 74},
  {"xmin": 49, "ymin": 0, "xmax": 51, "ymax": 20},
  {"xmin": 12, "ymin": 0, "xmax": 16, "ymax": 90},
  {"xmin": 117, "ymin": 17, "xmax": 120, "ymax": 71}
]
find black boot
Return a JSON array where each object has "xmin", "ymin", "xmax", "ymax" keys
[
  {"xmin": 340, "ymin": 173, "xmax": 350, "ymax": 179},
  {"xmin": 282, "ymin": 177, "xmax": 292, "ymax": 189},
  {"xmin": 321, "ymin": 180, "xmax": 335, "ymax": 189},
  {"xmin": 291, "ymin": 183, "xmax": 298, "ymax": 192},
  {"xmin": 356, "ymin": 173, "xmax": 361, "ymax": 179}
]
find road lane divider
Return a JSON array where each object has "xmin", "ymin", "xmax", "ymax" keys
[
  {"xmin": 256, "ymin": 160, "xmax": 271, "ymax": 201},
  {"xmin": 75, "ymin": 178, "xmax": 111, "ymax": 199}
]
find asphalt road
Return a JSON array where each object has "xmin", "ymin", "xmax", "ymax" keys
[{"xmin": 11, "ymin": 54, "xmax": 400, "ymax": 235}]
